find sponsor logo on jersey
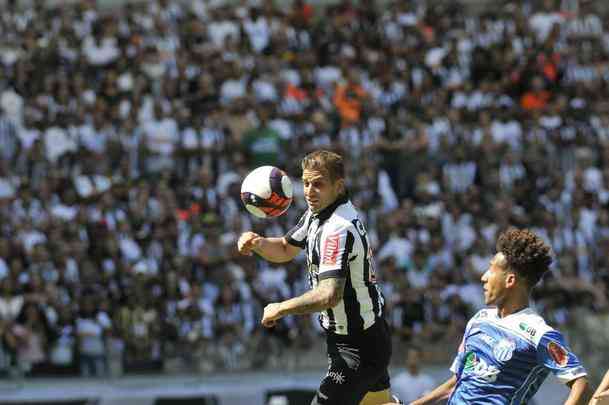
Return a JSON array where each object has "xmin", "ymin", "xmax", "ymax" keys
[
  {"xmin": 493, "ymin": 339, "xmax": 516, "ymax": 362},
  {"xmin": 463, "ymin": 352, "xmax": 478, "ymax": 371},
  {"xmin": 548, "ymin": 341, "xmax": 569, "ymax": 367},
  {"xmin": 326, "ymin": 370, "xmax": 346, "ymax": 384},
  {"xmin": 322, "ymin": 233, "xmax": 341, "ymax": 265},
  {"xmin": 463, "ymin": 352, "xmax": 500, "ymax": 382},
  {"xmin": 519, "ymin": 322, "xmax": 537, "ymax": 337}
]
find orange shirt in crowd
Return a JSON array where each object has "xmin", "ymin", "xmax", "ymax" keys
[
  {"xmin": 333, "ymin": 83, "xmax": 367, "ymax": 125},
  {"xmin": 285, "ymin": 83, "xmax": 323, "ymax": 102},
  {"xmin": 521, "ymin": 90, "xmax": 551, "ymax": 111}
]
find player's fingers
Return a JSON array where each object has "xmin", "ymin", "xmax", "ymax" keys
[
  {"xmin": 250, "ymin": 236, "xmax": 262, "ymax": 248},
  {"xmin": 237, "ymin": 236, "xmax": 255, "ymax": 254},
  {"xmin": 262, "ymin": 319, "xmax": 276, "ymax": 328},
  {"xmin": 240, "ymin": 233, "xmax": 259, "ymax": 248}
]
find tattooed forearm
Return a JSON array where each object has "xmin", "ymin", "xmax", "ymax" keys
[{"xmin": 279, "ymin": 277, "xmax": 346, "ymax": 316}]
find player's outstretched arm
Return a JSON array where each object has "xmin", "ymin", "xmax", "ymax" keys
[
  {"xmin": 565, "ymin": 376, "xmax": 589, "ymax": 405},
  {"xmin": 237, "ymin": 232, "xmax": 301, "ymax": 263},
  {"xmin": 409, "ymin": 375, "xmax": 457, "ymax": 405},
  {"xmin": 261, "ymin": 277, "xmax": 345, "ymax": 327},
  {"xmin": 589, "ymin": 370, "xmax": 609, "ymax": 405}
]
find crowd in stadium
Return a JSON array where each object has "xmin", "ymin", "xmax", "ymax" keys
[{"xmin": 0, "ymin": 0, "xmax": 608, "ymax": 377}]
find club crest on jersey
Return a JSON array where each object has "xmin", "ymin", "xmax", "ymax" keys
[
  {"xmin": 493, "ymin": 339, "xmax": 516, "ymax": 362},
  {"xmin": 322, "ymin": 233, "xmax": 341, "ymax": 265},
  {"xmin": 548, "ymin": 341, "xmax": 569, "ymax": 367}
]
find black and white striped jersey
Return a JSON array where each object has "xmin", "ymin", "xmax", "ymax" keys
[{"xmin": 285, "ymin": 194, "xmax": 385, "ymax": 335}]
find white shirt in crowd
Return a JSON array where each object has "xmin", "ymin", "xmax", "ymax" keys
[
  {"xmin": 529, "ymin": 11, "xmax": 564, "ymax": 42},
  {"xmin": 82, "ymin": 36, "xmax": 120, "ymax": 66},
  {"xmin": 142, "ymin": 117, "xmax": 178, "ymax": 155},
  {"xmin": 443, "ymin": 161, "xmax": 477, "ymax": 193},
  {"xmin": 207, "ymin": 20, "xmax": 240, "ymax": 48},
  {"xmin": 76, "ymin": 312, "xmax": 111, "ymax": 356},
  {"xmin": 243, "ymin": 17, "xmax": 271, "ymax": 53},
  {"xmin": 44, "ymin": 126, "xmax": 77, "ymax": 163}
]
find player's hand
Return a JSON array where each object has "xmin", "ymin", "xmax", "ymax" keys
[
  {"xmin": 261, "ymin": 303, "xmax": 284, "ymax": 328},
  {"xmin": 237, "ymin": 232, "xmax": 261, "ymax": 256},
  {"xmin": 594, "ymin": 390, "xmax": 609, "ymax": 401}
]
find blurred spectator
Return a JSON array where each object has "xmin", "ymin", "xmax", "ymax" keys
[
  {"xmin": 0, "ymin": 317, "xmax": 17, "ymax": 376},
  {"xmin": 391, "ymin": 347, "xmax": 436, "ymax": 404},
  {"xmin": 13, "ymin": 302, "xmax": 54, "ymax": 375},
  {"xmin": 241, "ymin": 106, "xmax": 284, "ymax": 167},
  {"xmin": 76, "ymin": 297, "xmax": 110, "ymax": 377},
  {"xmin": 0, "ymin": 278, "xmax": 23, "ymax": 322}
]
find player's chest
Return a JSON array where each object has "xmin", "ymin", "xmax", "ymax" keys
[
  {"xmin": 462, "ymin": 324, "xmax": 536, "ymax": 378},
  {"xmin": 305, "ymin": 219, "xmax": 325, "ymax": 262}
]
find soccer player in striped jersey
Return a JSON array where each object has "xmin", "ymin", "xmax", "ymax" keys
[
  {"xmin": 410, "ymin": 228, "xmax": 588, "ymax": 405},
  {"xmin": 238, "ymin": 150, "xmax": 392, "ymax": 405}
]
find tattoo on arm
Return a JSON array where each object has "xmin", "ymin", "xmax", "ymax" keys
[{"xmin": 280, "ymin": 277, "xmax": 346, "ymax": 316}]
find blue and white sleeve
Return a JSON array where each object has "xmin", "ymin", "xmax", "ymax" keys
[{"xmin": 536, "ymin": 330, "xmax": 587, "ymax": 384}]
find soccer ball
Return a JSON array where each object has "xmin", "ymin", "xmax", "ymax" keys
[{"xmin": 240, "ymin": 166, "xmax": 293, "ymax": 218}]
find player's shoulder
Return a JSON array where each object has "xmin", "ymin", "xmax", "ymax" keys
[
  {"xmin": 503, "ymin": 308, "xmax": 555, "ymax": 346},
  {"xmin": 470, "ymin": 307, "xmax": 498, "ymax": 323},
  {"xmin": 327, "ymin": 200, "xmax": 360, "ymax": 231},
  {"xmin": 291, "ymin": 209, "xmax": 312, "ymax": 229}
]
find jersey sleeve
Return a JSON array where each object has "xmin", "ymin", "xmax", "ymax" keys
[
  {"xmin": 450, "ymin": 310, "xmax": 485, "ymax": 375},
  {"xmin": 536, "ymin": 330, "xmax": 587, "ymax": 384},
  {"xmin": 450, "ymin": 322, "xmax": 471, "ymax": 375},
  {"xmin": 317, "ymin": 224, "xmax": 354, "ymax": 280},
  {"xmin": 284, "ymin": 211, "xmax": 309, "ymax": 248}
]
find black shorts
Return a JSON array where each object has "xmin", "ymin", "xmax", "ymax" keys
[{"xmin": 311, "ymin": 319, "xmax": 392, "ymax": 405}]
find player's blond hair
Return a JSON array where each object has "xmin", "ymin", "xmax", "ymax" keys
[{"xmin": 301, "ymin": 150, "xmax": 345, "ymax": 182}]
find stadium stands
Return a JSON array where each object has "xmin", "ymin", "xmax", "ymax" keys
[{"xmin": 0, "ymin": 0, "xmax": 608, "ymax": 378}]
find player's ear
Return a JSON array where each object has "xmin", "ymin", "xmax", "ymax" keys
[
  {"xmin": 505, "ymin": 272, "xmax": 517, "ymax": 289},
  {"xmin": 335, "ymin": 178, "xmax": 346, "ymax": 194}
]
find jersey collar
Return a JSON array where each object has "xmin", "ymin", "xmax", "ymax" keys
[{"xmin": 312, "ymin": 193, "xmax": 349, "ymax": 222}]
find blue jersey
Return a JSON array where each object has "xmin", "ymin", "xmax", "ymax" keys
[{"xmin": 448, "ymin": 307, "xmax": 586, "ymax": 405}]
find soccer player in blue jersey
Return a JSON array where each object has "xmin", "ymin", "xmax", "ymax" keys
[{"xmin": 410, "ymin": 228, "xmax": 588, "ymax": 405}]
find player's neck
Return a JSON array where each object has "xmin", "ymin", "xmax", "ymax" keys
[{"xmin": 497, "ymin": 293, "xmax": 529, "ymax": 318}]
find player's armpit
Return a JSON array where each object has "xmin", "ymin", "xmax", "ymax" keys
[{"xmin": 317, "ymin": 277, "xmax": 345, "ymax": 308}]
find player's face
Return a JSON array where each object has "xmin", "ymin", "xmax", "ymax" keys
[
  {"xmin": 481, "ymin": 253, "xmax": 510, "ymax": 306},
  {"xmin": 302, "ymin": 169, "xmax": 344, "ymax": 213}
]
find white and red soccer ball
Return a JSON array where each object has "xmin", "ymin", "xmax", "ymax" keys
[{"xmin": 240, "ymin": 166, "xmax": 293, "ymax": 218}]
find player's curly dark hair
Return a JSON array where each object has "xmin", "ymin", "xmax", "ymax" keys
[{"xmin": 496, "ymin": 228, "xmax": 553, "ymax": 287}]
